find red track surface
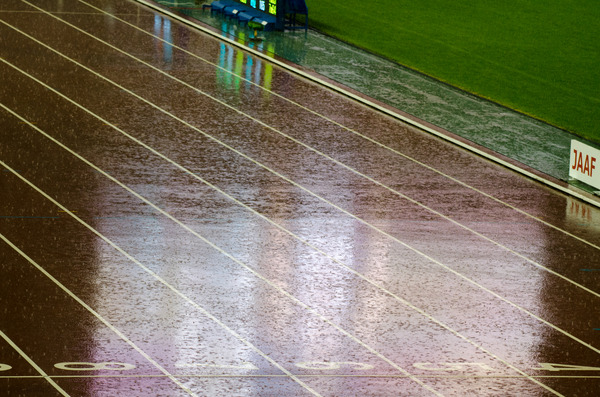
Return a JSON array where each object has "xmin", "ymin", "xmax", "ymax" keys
[{"xmin": 1, "ymin": 0, "xmax": 600, "ymax": 395}]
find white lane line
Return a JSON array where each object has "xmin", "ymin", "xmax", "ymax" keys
[
  {"xmin": 0, "ymin": 100, "xmax": 562, "ymax": 396},
  {"xmin": 1, "ymin": 104, "xmax": 446, "ymax": 397},
  {"xmin": 2, "ymin": 19, "xmax": 598, "ymax": 362},
  {"xmin": 79, "ymin": 0, "xmax": 600, "ymax": 256},
  {"xmin": 0, "ymin": 373, "xmax": 597, "ymax": 379},
  {"xmin": 0, "ymin": 233, "xmax": 198, "ymax": 397},
  {"xmin": 132, "ymin": 0, "xmax": 600, "ymax": 211},
  {"xmin": 16, "ymin": 0, "xmax": 600, "ymax": 302},
  {"xmin": 0, "ymin": 330, "xmax": 71, "ymax": 396},
  {"xmin": 0, "ymin": 157, "xmax": 325, "ymax": 397}
]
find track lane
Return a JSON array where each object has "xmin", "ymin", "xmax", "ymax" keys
[
  {"xmin": 4, "ymin": 0, "xmax": 600, "ymax": 356},
  {"xmin": 75, "ymin": 0, "xmax": 600, "ymax": 252},
  {"xmin": 14, "ymin": 0, "xmax": 600, "ymax": 304},
  {"xmin": 3, "ymin": 0, "xmax": 600, "ymax": 392},
  {"xmin": 0, "ymin": 48, "xmax": 568, "ymax": 394},
  {"xmin": 3, "ymin": 3, "xmax": 597, "ymax": 352},
  {"xmin": 0, "ymin": 27, "xmax": 588, "ymax": 396},
  {"xmin": 7, "ymin": 0, "xmax": 600, "ymax": 298}
]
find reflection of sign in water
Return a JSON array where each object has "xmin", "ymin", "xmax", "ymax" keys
[
  {"xmin": 565, "ymin": 196, "xmax": 600, "ymax": 232},
  {"xmin": 216, "ymin": 38, "xmax": 274, "ymax": 93}
]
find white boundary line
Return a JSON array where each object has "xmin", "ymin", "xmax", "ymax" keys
[
  {"xmin": 14, "ymin": 0, "xmax": 600, "ymax": 302},
  {"xmin": 2, "ymin": 14, "xmax": 599, "ymax": 360},
  {"xmin": 130, "ymin": 0, "xmax": 600, "ymax": 209},
  {"xmin": 7, "ymin": 0, "xmax": 600, "ymax": 304},
  {"xmin": 77, "ymin": 0, "xmax": 600, "ymax": 258},
  {"xmin": 0, "ymin": 374, "xmax": 598, "ymax": 379},
  {"xmin": 0, "ymin": 330, "xmax": 70, "ymax": 396},
  {"xmin": 0, "ymin": 156, "xmax": 325, "ymax": 397},
  {"xmin": 1, "ymin": 103, "xmax": 565, "ymax": 396},
  {"xmin": 0, "ymin": 233, "xmax": 198, "ymax": 397}
]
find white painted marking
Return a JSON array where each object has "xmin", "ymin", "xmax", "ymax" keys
[
  {"xmin": 296, "ymin": 361, "xmax": 374, "ymax": 371},
  {"xmin": 0, "ymin": 330, "xmax": 70, "ymax": 396},
  {"xmin": 175, "ymin": 362, "xmax": 259, "ymax": 370},
  {"xmin": 0, "ymin": 364, "xmax": 12, "ymax": 371},
  {"xmin": 413, "ymin": 362, "xmax": 495, "ymax": 372},
  {"xmin": 533, "ymin": 363, "xmax": 600, "ymax": 372},
  {"xmin": 54, "ymin": 362, "xmax": 136, "ymax": 371}
]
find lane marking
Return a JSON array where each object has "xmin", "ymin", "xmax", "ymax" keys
[
  {"xmin": 0, "ymin": 159, "xmax": 324, "ymax": 397},
  {"xmin": 81, "ymin": 0, "xmax": 600, "ymax": 257},
  {"xmin": 3, "ymin": 20, "xmax": 598, "ymax": 375},
  {"xmin": 0, "ymin": 330, "xmax": 70, "ymax": 397},
  {"xmin": 1, "ymin": 103, "xmax": 563, "ymax": 396},
  {"xmin": 533, "ymin": 363, "xmax": 600, "ymax": 372},
  {"xmin": 0, "ymin": 216, "xmax": 60, "ymax": 219},
  {"xmin": 0, "ymin": 234, "xmax": 198, "ymax": 397},
  {"xmin": 54, "ymin": 362, "xmax": 136, "ymax": 371},
  {"xmin": 296, "ymin": 362, "xmax": 374, "ymax": 371},
  {"xmin": 12, "ymin": 2, "xmax": 600, "ymax": 305},
  {"xmin": 175, "ymin": 362, "xmax": 259, "ymax": 370},
  {"xmin": 1, "ymin": 374, "xmax": 599, "ymax": 379}
]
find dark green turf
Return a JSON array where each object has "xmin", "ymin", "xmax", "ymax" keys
[{"xmin": 305, "ymin": 0, "xmax": 600, "ymax": 142}]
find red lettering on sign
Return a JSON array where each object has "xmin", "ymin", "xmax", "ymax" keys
[
  {"xmin": 577, "ymin": 152, "xmax": 584, "ymax": 173},
  {"xmin": 574, "ymin": 152, "xmax": 597, "ymax": 177},
  {"xmin": 584, "ymin": 155, "xmax": 590, "ymax": 175}
]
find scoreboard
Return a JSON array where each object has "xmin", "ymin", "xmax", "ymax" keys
[
  {"xmin": 228, "ymin": 0, "xmax": 307, "ymax": 31},
  {"xmin": 235, "ymin": 0, "xmax": 280, "ymax": 17}
]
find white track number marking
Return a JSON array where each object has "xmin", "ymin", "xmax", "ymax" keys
[
  {"xmin": 533, "ymin": 363, "xmax": 600, "ymax": 372},
  {"xmin": 54, "ymin": 362, "xmax": 136, "ymax": 371},
  {"xmin": 176, "ymin": 362, "xmax": 259, "ymax": 370},
  {"xmin": 296, "ymin": 361, "xmax": 374, "ymax": 371},
  {"xmin": 413, "ymin": 362, "xmax": 494, "ymax": 372}
]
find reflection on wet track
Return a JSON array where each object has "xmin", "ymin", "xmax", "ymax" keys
[{"xmin": 1, "ymin": 0, "xmax": 600, "ymax": 395}]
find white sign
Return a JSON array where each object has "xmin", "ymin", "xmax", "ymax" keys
[{"xmin": 570, "ymin": 140, "xmax": 600, "ymax": 189}]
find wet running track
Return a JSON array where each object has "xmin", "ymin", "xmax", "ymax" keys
[{"xmin": 1, "ymin": 0, "xmax": 600, "ymax": 395}]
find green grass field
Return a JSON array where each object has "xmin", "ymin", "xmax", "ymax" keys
[{"xmin": 305, "ymin": 0, "xmax": 600, "ymax": 142}]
